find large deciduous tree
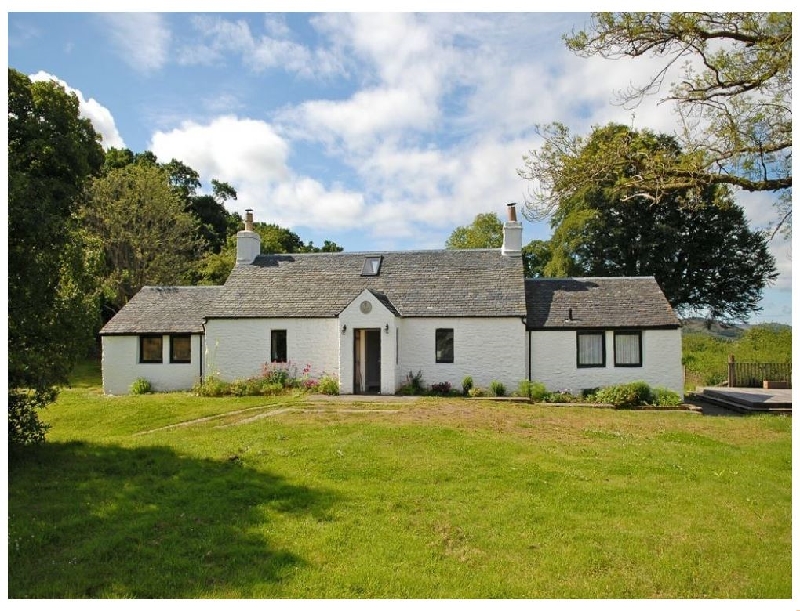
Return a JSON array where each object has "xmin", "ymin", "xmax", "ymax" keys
[
  {"xmin": 527, "ymin": 124, "xmax": 777, "ymax": 322},
  {"xmin": 81, "ymin": 163, "xmax": 202, "ymax": 315},
  {"xmin": 8, "ymin": 68, "xmax": 104, "ymax": 445},
  {"xmin": 552, "ymin": 12, "xmax": 791, "ymax": 235}
]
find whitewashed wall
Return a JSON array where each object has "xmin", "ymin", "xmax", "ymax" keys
[
  {"xmin": 204, "ymin": 318, "xmax": 339, "ymax": 382},
  {"xmin": 102, "ymin": 334, "xmax": 203, "ymax": 395},
  {"xmin": 399, "ymin": 317, "xmax": 526, "ymax": 392},
  {"xmin": 528, "ymin": 329, "xmax": 683, "ymax": 397}
]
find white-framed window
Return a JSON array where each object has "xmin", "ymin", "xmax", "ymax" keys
[
  {"xmin": 614, "ymin": 331, "xmax": 642, "ymax": 367},
  {"xmin": 576, "ymin": 331, "xmax": 605, "ymax": 368}
]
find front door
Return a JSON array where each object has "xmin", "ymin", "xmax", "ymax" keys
[{"xmin": 354, "ymin": 329, "xmax": 381, "ymax": 393}]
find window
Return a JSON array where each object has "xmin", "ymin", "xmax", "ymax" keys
[
  {"xmin": 361, "ymin": 256, "xmax": 382, "ymax": 276},
  {"xmin": 614, "ymin": 331, "xmax": 642, "ymax": 367},
  {"xmin": 577, "ymin": 331, "xmax": 605, "ymax": 368},
  {"xmin": 271, "ymin": 330, "xmax": 287, "ymax": 363},
  {"xmin": 170, "ymin": 335, "xmax": 192, "ymax": 363},
  {"xmin": 140, "ymin": 335, "xmax": 163, "ymax": 363},
  {"xmin": 435, "ymin": 328, "xmax": 454, "ymax": 363}
]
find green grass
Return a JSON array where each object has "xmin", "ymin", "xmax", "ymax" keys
[{"xmin": 8, "ymin": 371, "xmax": 791, "ymax": 598}]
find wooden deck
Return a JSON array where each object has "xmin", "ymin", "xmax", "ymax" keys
[{"xmin": 697, "ymin": 386, "xmax": 792, "ymax": 414}]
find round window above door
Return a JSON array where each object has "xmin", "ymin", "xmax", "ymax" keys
[{"xmin": 360, "ymin": 300, "xmax": 372, "ymax": 314}]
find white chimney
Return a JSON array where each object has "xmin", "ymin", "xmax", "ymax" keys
[
  {"xmin": 236, "ymin": 209, "xmax": 261, "ymax": 265},
  {"xmin": 501, "ymin": 203, "xmax": 522, "ymax": 257}
]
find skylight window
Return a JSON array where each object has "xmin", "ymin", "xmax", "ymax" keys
[{"xmin": 361, "ymin": 256, "xmax": 382, "ymax": 276}]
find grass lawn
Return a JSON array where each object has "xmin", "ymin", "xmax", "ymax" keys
[{"xmin": 8, "ymin": 361, "xmax": 791, "ymax": 598}]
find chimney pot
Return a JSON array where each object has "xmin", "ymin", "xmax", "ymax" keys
[
  {"xmin": 507, "ymin": 202, "xmax": 518, "ymax": 223},
  {"xmin": 244, "ymin": 209, "xmax": 254, "ymax": 231}
]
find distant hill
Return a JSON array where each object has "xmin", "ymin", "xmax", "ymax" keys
[{"xmin": 680, "ymin": 317, "xmax": 791, "ymax": 341}]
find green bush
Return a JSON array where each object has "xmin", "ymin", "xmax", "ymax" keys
[
  {"xmin": 193, "ymin": 376, "xmax": 231, "ymax": 397},
  {"xmin": 462, "ymin": 376, "xmax": 474, "ymax": 396},
  {"xmin": 467, "ymin": 387, "xmax": 485, "ymax": 397},
  {"xmin": 489, "ymin": 381, "xmax": 506, "ymax": 397},
  {"xmin": 518, "ymin": 380, "xmax": 548, "ymax": 401},
  {"xmin": 316, "ymin": 375, "xmax": 340, "ymax": 395},
  {"xmin": 130, "ymin": 378, "xmax": 152, "ymax": 395},
  {"xmin": 649, "ymin": 387, "xmax": 682, "ymax": 407},
  {"xmin": 397, "ymin": 371, "xmax": 425, "ymax": 395},
  {"xmin": 593, "ymin": 382, "xmax": 653, "ymax": 409}
]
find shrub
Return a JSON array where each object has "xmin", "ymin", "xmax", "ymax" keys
[
  {"xmin": 489, "ymin": 381, "xmax": 506, "ymax": 397},
  {"xmin": 461, "ymin": 376, "xmax": 474, "ymax": 396},
  {"xmin": 467, "ymin": 387, "xmax": 485, "ymax": 397},
  {"xmin": 430, "ymin": 381, "xmax": 452, "ymax": 396},
  {"xmin": 397, "ymin": 370, "xmax": 425, "ymax": 395},
  {"xmin": 650, "ymin": 387, "xmax": 682, "ymax": 407},
  {"xmin": 316, "ymin": 375, "xmax": 340, "ymax": 395},
  {"xmin": 593, "ymin": 382, "xmax": 653, "ymax": 409},
  {"xmin": 262, "ymin": 362, "xmax": 294, "ymax": 387},
  {"xmin": 130, "ymin": 378, "xmax": 152, "ymax": 395},
  {"xmin": 194, "ymin": 376, "xmax": 231, "ymax": 397},
  {"xmin": 544, "ymin": 390, "xmax": 581, "ymax": 403},
  {"xmin": 518, "ymin": 380, "xmax": 548, "ymax": 401}
]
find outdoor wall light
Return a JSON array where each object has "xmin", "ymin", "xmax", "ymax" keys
[
  {"xmin": 342, "ymin": 324, "xmax": 347, "ymax": 334},
  {"xmin": 384, "ymin": 324, "xmax": 390, "ymax": 333}
]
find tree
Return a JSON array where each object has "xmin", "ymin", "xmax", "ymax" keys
[
  {"xmin": 81, "ymin": 163, "xmax": 202, "ymax": 316},
  {"xmin": 530, "ymin": 124, "xmax": 777, "ymax": 322},
  {"xmin": 8, "ymin": 68, "xmax": 104, "ymax": 445},
  {"xmin": 521, "ymin": 240, "xmax": 552, "ymax": 278},
  {"xmin": 445, "ymin": 213, "xmax": 503, "ymax": 249},
  {"xmin": 194, "ymin": 222, "xmax": 344, "ymax": 285},
  {"xmin": 559, "ymin": 12, "xmax": 791, "ymax": 235}
]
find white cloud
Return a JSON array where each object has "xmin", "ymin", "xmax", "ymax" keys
[
  {"xmin": 29, "ymin": 71, "xmax": 125, "ymax": 150},
  {"xmin": 99, "ymin": 13, "xmax": 170, "ymax": 73},
  {"xmin": 176, "ymin": 15, "xmax": 343, "ymax": 79},
  {"xmin": 150, "ymin": 116, "xmax": 290, "ymax": 186},
  {"xmin": 148, "ymin": 116, "xmax": 365, "ymax": 232},
  {"xmin": 284, "ymin": 88, "xmax": 436, "ymax": 150}
]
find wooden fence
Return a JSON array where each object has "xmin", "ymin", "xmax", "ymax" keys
[{"xmin": 727, "ymin": 355, "xmax": 792, "ymax": 388}]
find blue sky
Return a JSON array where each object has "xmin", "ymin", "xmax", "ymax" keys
[{"xmin": 6, "ymin": 10, "xmax": 792, "ymax": 324}]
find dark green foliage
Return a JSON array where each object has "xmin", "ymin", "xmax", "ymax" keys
[
  {"xmin": 8, "ymin": 68, "xmax": 104, "ymax": 445},
  {"xmin": 538, "ymin": 125, "xmax": 777, "ymax": 322},
  {"xmin": 397, "ymin": 371, "xmax": 425, "ymax": 395},
  {"xmin": 461, "ymin": 375, "xmax": 474, "ymax": 396},
  {"xmin": 81, "ymin": 163, "xmax": 203, "ymax": 316},
  {"xmin": 518, "ymin": 380, "xmax": 548, "ymax": 401},
  {"xmin": 489, "ymin": 381, "xmax": 506, "ymax": 397}
]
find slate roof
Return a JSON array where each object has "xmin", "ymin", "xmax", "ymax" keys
[
  {"xmin": 525, "ymin": 277, "xmax": 680, "ymax": 330},
  {"xmin": 207, "ymin": 249, "xmax": 527, "ymax": 318},
  {"xmin": 100, "ymin": 286, "xmax": 223, "ymax": 335}
]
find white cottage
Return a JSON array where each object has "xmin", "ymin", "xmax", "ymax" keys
[{"xmin": 100, "ymin": 206, "xmax": 683, "ymax": 397}]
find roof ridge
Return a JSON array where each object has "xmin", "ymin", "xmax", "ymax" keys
[{"xmin": 254, "ymin": 248, "xmax": 502, "ymax": 258}]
